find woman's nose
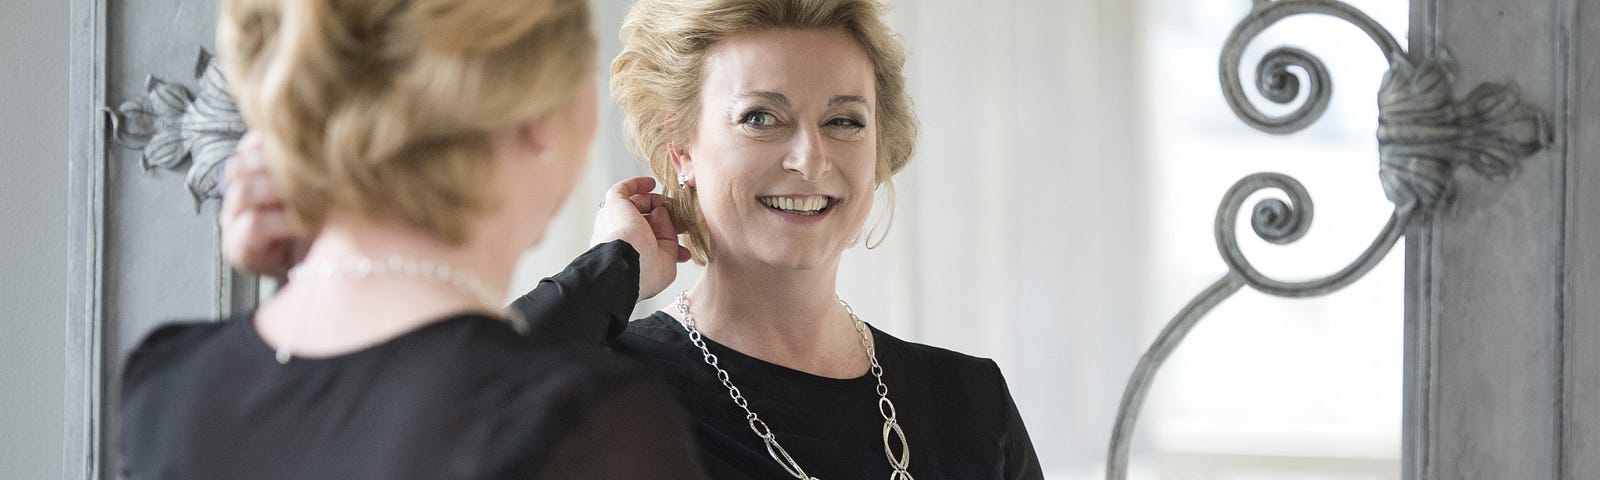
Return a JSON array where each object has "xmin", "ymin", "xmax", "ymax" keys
[{"xmin": 782, "ymin": 126, "xmax": 830, "ymax": 181}]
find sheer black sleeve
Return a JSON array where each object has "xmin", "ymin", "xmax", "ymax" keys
[{"xmin": 510, "ymin": 240, "xmax": 640, "ymax": 346}]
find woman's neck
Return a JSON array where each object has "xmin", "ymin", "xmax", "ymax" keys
[
  {"xmin": 682, "ymin": 256, "xmax": 871, "ymax": 379},
  {"xmin": 303, "ymin": 216, "xmax": 520, "ymax": 299},
  {"xmin": 255, "ymin": 213, "xmax": 526, "ymax": 359}
]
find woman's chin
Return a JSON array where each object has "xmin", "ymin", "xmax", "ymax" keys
[{"xmin": 744, "ymin": 245, "xmax": 844, "ymax": 272}]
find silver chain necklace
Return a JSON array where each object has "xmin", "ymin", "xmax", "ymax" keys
[
  {"xmin": 672, "ymin": 292, "xmax": 914, "ymax": 480},
  {"xmin": 277, "ymin": 256, "xmax": 520, "ymax": 364}
]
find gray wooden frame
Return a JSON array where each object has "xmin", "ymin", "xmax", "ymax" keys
[
  {"xmin": 1562, "ymin": 1, "xmax": 1600, "ymax": 477},
  {"xmin": 1409, "ymin": 0, "xmax": 1595, "ymax": 478},
  {"xmin": 66, "ymin": 1, "xmax": 257, "ymax": 478},
  {"xmin": 66, "ymin": 0, "xmax": 109, "ymax": 477},
  {"xmin": 1403, "ymin": 2, "xmax": 1443, "ymax": 479},
  {"xmin": 1403, "ymin": 5, "xmax": 1440, "ymax": 480}
]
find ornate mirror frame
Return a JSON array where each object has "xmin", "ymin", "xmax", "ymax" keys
[{"xmin": 64, "ymin": 0, "xmax": 1596, "ymax": 479}]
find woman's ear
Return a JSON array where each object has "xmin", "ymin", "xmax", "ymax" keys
[
  {"xmin": 669, "ymin": 144, "xmax": 695, "ymax": 187},
  {"xmin": 512, "ymin": 116, "xmax": 553, "ymax": 161}
]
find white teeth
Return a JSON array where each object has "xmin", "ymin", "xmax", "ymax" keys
[{"xmin": 760, "ymin": 196, "xmax": 829, "ymax": 215}]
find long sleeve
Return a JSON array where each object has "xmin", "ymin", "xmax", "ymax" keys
[
  {"xmin": 509, "ymin": 240, "xmax": 641, "ymax": 346},
  {"xmin": 993, "ymin": 362, "xmax": 1045, "ymax": 480}
]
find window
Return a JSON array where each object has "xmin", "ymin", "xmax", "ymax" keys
[{"xmin": 1138, "ymin": 0, "xmax": 1409, "ymax": 478}]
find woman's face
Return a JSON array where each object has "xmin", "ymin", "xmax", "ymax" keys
[{"xmin": 679, "ymin": 28, "xmax": 879, "ymax": 270}]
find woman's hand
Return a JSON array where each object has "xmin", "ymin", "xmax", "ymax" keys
[
  {"xmin": 592, "ymin": 176, "xmax": 691, "ymax": 302},
  {"xmin": 219, "ymin": 132, "xmax": 310, "ymax": 282}
]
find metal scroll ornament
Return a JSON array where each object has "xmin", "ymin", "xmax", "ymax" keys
[
  {"xmin": 1106, "ymin": 0, "xmax": 1551, "ymax": 478},
  {"xmin": 104, "ymin": 49, "xmax": 247, "ymax": 210}
]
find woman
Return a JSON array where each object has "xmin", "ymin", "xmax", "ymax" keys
[
  {"xmin": 119, "ymin": 0, "xmax": 702, "ymax": 478},
  {"xmin": 538, "ymin": 0, "xmax": 1045, "ymax": 477},
  {"xmin": 223, "ymin": 0, "xmax": 1045, "ymax": 477}
]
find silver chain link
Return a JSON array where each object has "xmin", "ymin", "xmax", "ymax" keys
[{"xmin": 673, "ymin": 292, "xmax": 914, "ymax": 480}]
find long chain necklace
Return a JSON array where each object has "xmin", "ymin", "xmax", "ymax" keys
[
  {"xmin": 276, "ymin": 256, "xmax": 520, "ymax": 364},
  {"xmin": 672, "ymin": 292, "xmax": 914, "ymax": 480}
]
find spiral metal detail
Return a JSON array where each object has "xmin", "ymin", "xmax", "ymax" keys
[
  {"xmin": 1219, "ymin": 0, "xmax": 1402, "ymax": 135},
  {"xmin": 1107, "ymin": 1, "xmax": 1550, "ymax": 478}
]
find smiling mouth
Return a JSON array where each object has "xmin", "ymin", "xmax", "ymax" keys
[{"xmin": 758, "ymin": 196, "xmax": 834, "ymax": 216}]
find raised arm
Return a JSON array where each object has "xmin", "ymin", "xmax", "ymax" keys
[
  {"xmin": 511, "ymin": 176, "xmax": 689, "ymax": 346},
  {"xmin": 509, "ymin": 240, "xmax": 641, "ymax": 346}
]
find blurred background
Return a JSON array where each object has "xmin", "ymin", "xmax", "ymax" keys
[{"xmin": 2, "ymin": 0, "xmax": 1411, "ymax": 478}]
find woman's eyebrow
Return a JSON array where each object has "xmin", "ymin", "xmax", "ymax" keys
[
  {"xmin": 733, "ymin": 90, "xmax": 791, "ymax": 107},
  {"xmin": 828, "ymin": 95, "xmax": 868, "ymax": 109},
  {"xmin": 730, "ymin": 91, "xmax": 868, "ymax": 111}
]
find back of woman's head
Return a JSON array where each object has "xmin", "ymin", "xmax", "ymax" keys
[{"xmin": 219, "ymin": 0, "xmax": 595, "ymax": 244}]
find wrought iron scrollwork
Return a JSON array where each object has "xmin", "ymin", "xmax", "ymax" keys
[
  {"xmin": 1107, "ymin": 1, "xmax": 1552, "ymax": 478},
  {"xmin": 104, "ymin": 49, "xmax": 247, "ymax": 210}
]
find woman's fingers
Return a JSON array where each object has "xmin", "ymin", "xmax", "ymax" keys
[
  {"xmin": 241, "ymin": 177, "xmax": 283, "ymax": 210},
  {"xmin": 227, "ymin": 138, "xmax": 284, "ymax": 211},
  {"xmin": 641, "ymin": 202, "xmax": 676, "ymax": 241},
  {"xmin": 232, "ymin": 132, "xmax": 268, "ymax": 179},
  {"xmin": 224, "ymin": 206, "xmax": 299, "ymax": 280},
  {"xmin": 605, "ymin": 176, "xmax": 658, "ymax": 204},
  {"xmin": 218, "ymin": 131, "xmax": 309, "ymax": 280},
  {"xmin": 626, "ymin": 193, "xmax": 656, "ymax": 214}
]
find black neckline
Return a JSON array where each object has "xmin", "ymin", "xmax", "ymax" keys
[
  {"xmin": 639, "ymin": 311, "xmax": 887, "ymax": 390},
  {"xmin": 239, "ymin": 310, "xmax": 513, "ymax": 365}
]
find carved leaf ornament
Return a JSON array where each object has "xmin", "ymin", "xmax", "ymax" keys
[
  {"xmin": 1378, "ymin": 54, "xmax": 1553, "ymax": 208},
  {"xmin": 105, "ymin": 49, "xmax": 248, "ymax": 210}
]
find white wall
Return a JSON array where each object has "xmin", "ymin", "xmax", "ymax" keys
[{"xmin": 0, "ymin": 0, "xmax": 69, "ymax": 478}]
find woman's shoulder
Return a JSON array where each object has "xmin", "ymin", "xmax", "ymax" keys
[
  {"xmin": 450, "ymin": 318, "xmax": 703, "ymax": 477},
  {"xmin": 606, "ymin": 311, "xmax": 701, "ymax": 362},
  {"xmin": 482, "ymin": 327, "xmax": 680, "ymax": 415},
  {"xmin": 121, "ymin": 318, "xmax": 238, "ymax": 390},
  {"xmin": 618, "ymin": 311, "xmax": 686, "ymax": 341},
  {"xmin": 871, "ymin": 326, "xmax": 1005, "ymax": 378},
  {"xmin": 869, "ymin": 327, "xmax": 1023, "ymax": 412},
  {"xmin": 420, "ymin": 315, "xmax": 660, "ymax": 389},
  {"xmin": 497, "ymin": 327, "xmax": 664, "ymax": 393},
  {"xmin": 870, "ymin": 328, "xmax": 1030, "ymax": 442},
  {"xmin": 421, "ymin": 317, "xmax": 690, "ymax": 429}
]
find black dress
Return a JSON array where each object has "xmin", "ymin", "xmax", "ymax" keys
[
  {"xmin": 120, "ymin": 268, "xmax": 706, "ymax": 479},
  {"xmin": 513, "ymin": 243, "xmax": 1047, "ymax": 480}
]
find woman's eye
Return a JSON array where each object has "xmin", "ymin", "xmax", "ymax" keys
[
  {"xmin": 828, "ymin": 117, "xmax": 865, "ymax": 129},
  {"xmin": 740, "ymin": 111, "xmax": 778, "ymax": 127}
]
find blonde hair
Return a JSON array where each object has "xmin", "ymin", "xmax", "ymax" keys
[
  {"xmin": 611, "ymin": 0, "xmax": 916, "ymax": 263},
  {"xmin": 219, "ymin": 0, "xmax": 595, "ymax": 243}
]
